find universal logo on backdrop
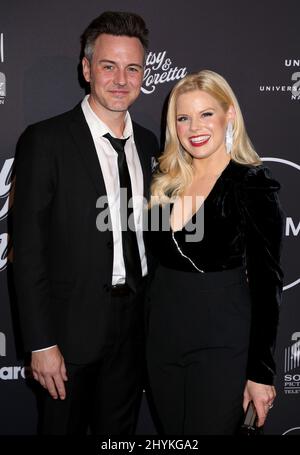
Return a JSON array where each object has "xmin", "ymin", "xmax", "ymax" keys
[
  {"xmin": 259, "ymin": 58, "xmax": 300, "ymax": 100},
  {"xmin": 141, "ymin": 50, "xmax": 187, "ymax": 94},
  {"xmin": 0, "ymin": 332, "xmax": 26, "ymax": 380},
  {"xmin": 0, "ymin": 33, "xmax": 6, "ymax": 104},
  {"xmin": 0, "ymin": 158, "xmax": 14, "ymax": 272}
]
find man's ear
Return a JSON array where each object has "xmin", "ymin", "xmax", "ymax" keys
[{"xmin": 82, "ymin": 57, "xmax": 91, "ymax": 83}]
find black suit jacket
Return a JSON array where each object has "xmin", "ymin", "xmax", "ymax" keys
[{"xmin": 13, "ymin": 103, "xmax": 159, "ymax": 364}]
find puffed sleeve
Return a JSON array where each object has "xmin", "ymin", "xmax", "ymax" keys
[{"xmin": 238, "ymin": 165, "xmax": 284, "ymax": 384}]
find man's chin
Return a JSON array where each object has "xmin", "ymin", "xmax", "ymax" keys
[
  {"xmin": 108, "ymin": 96, "xmax": 139, "ymax": 112},
  {"xmin": 107, "ymin": 103, "xmax": 132, "ymax": 113},
  {"xmin": 110, "ymin": 106, "xmax": 128, "ymax": 112}
]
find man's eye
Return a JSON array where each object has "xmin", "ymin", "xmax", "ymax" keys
[
  {"xmin": 128, "ymin": 66, "xmax": 139, "ymax": 73},
  {"xmin": 103, "ymin": 65, "xmax": 114, "ymax": 70}
]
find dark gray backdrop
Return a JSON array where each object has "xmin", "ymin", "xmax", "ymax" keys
[{"xmin": 0, "ymin": 0, "xmax": 299, "ymax": 435}]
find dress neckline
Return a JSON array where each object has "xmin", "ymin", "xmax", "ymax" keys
[{"xmin": 171, "ymin": 159, "xmax": 233, "ymax": 233}]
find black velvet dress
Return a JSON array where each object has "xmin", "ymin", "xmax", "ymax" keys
[{"xmin": 145, "ymin": 160, "xmax": 284, "ymax": 434}]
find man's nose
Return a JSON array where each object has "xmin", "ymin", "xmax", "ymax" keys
[{"xmin": 113, "ymin": 68, "xmax": 127, "ymax": 85}]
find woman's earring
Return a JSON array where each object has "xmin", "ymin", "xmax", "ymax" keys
[{"xmin": 225, "ymin": 121, "xmax": 233, "ymax": 154}]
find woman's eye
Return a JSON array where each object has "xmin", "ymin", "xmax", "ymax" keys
[
  {"xmin": 202, "ymin": 112, "xmax": 213, "ymax": 117},
  {"xmin": 177, "ymin": 116, "xmax": 188, "ymax": 122}
]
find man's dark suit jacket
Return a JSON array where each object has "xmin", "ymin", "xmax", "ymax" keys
[{"xmin": 13, "ymin": 103, "xmax": 159, "ymax": 364}]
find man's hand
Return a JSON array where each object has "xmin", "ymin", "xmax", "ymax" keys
[{"xmin": 31, "ymin": 346, "xmax": 68, "ymax": 400}]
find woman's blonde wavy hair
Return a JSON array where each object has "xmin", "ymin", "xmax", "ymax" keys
[{"xmin": 151, "ymin": 69, "xmax": 261, "ymax": 204}]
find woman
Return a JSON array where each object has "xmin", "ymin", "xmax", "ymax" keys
[{"xmin": 146, "ymin": 70, "xmax": 284, "ymax": 435}]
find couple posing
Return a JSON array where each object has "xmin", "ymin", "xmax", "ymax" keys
[{"xmin": 13, "ymin": 11, "xmax": 283, "ymax": 435}]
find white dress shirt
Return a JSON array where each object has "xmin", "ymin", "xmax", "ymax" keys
[{"xmin": 81, "ymin": 95, "xmax": 147, "ymax": 284}]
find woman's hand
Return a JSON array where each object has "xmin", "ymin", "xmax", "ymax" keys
[{"xmin": 243, "ymin": 379, "xmax": 276, "ymax": 427}]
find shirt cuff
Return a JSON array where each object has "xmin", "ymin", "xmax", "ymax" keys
[{"xmin": 32, "ymin": 344, "xmax": 57, "ymax": 352}]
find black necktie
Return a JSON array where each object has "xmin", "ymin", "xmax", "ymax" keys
[{"xmin": 103, "ymin": 133, "xmax": 142, "ymax": 292}]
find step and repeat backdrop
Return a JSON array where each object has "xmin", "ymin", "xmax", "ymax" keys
[{"xmin": 0, "ymin": 0, "xmax": 299, "ymax": 435}]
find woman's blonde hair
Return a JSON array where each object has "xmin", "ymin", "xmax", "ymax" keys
[{"xmin": 151, "ymin": 69, "xmax": 261, "ymax": 204}]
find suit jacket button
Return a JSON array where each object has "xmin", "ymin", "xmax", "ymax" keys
[
  {"xmin": 107, "ymin": 241, "xmax": 113, "ymax": 250},
  {"xmin": 103, "ymin": 284, "xmax": 110, "ymax": 292}
]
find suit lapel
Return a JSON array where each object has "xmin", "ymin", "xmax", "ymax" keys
[
  {"xmin": 68, "ymin": 104, "xmax": 106, "ymax": 195},
  {"xmin": 68, "ymin": 106, "xmax": 152, "ymax": 200},
  {"xmin": 133, "ymin": 123, "xmax": 151, "ymax": 199}
]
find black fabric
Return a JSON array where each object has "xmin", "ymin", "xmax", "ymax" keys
[
  {"xmin": 146, "ymin": 266, "xmax": 249, "ymax": 435},
  {"xmin": 40, "ymin": 287, "xmax": 145, "ymax": 435},
  {"xmin": 146, "ymin": 160, "xmax": 284, "ymax": 385},
  {"xmin": 103, "ymin": 133, "xmax": 142, "ymax": 293}
]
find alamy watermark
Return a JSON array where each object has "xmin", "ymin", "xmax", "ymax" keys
[{"xmin": 96, "ymin": 191, "xmax": 205, "ymax": 243}]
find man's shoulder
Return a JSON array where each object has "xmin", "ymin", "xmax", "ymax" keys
[
  {"xmin": 25, "ymin": 103, "xmax": 83, "ymax": 135},
  {"xmin": 132, "ymin": 120, "xmax": 157, "ymax": 142}
]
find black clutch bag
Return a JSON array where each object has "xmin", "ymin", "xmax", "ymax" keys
[{"xmin": 239, "ymin": 401, "xmax": 264, "ymax": 436}]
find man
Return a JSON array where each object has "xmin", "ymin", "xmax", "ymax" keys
[{"xmin": 13, "ymin": 11, "xmax": 159, "ymax": 435}]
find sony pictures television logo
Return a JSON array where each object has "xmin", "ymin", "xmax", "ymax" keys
[{"xmin": 283, "ymin": 332, "xmax": 300, "ymax": 395}]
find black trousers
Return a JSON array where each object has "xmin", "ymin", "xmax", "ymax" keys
[
  {"xmin": 146, "ymin": 266, "xmax": 251, "ymax": 435},
  {"xmin": 39, "ymin": 286, "xmax": 145, "ymax": 435},
  {"xmin": 147, "ymin": 347, "xmax": 247, "ymax": 435}
]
